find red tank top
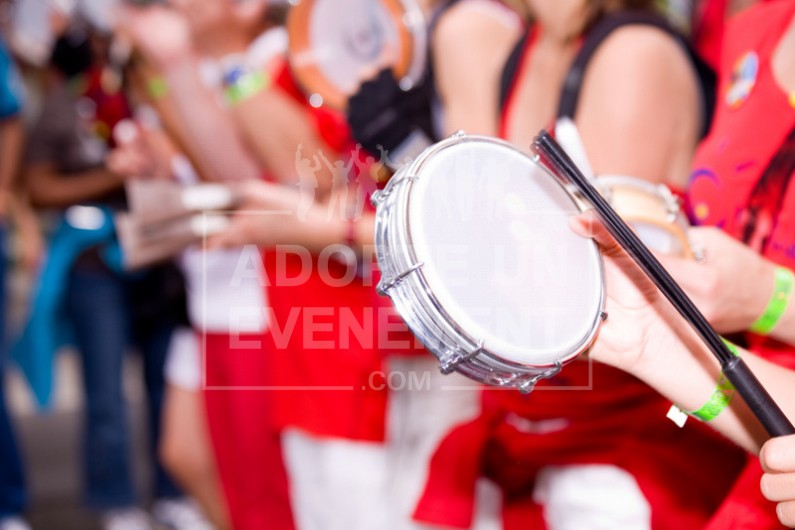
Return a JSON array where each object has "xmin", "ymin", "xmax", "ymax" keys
[
  {"xmin": 688, "ymin": 0, "xmax": 795, "ymax": 368},
  {"xmin": 689, "ymin": 4, "xmax": 795, "ymax": 529}
]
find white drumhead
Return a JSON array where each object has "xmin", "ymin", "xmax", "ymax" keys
[
  {"xmin": 304, "ymin": 0, "xmax": 400, "ymax": 95},
  {"xmin": 407, "ymin": 140, "xmax": 603, "ymax": 366}
]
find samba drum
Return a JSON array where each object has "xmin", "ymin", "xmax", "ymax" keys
[
  {"xmin": 593, "ymin": 175, "xmax": 695, "ymax": 259},
  {"xmin": 287, "ymin": 0, "xmax": 426, "ymax": 109},
  {"xmin": 372, "ymin": 134, "xmax": 606, "ymax": 392}
]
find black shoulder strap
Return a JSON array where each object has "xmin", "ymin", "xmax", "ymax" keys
[
  {"xmin": 557, "ymin": 11, "xmax": 717, "ymax": 139},
  {"xmin": 499, "ymin": 29, "xmax": 531, "ymax": 112}
]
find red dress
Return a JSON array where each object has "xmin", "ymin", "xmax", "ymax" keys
[{"xmin": 688, "ymin": 2, "xmax": 795, "ymax": 528}]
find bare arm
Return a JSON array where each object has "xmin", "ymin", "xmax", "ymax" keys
[
  {"xmin": 208, "ymin": 179, "xmax": 376, "ymax": 254},
  {"xmin": 576, "ymin": 26, "xmax": 701, "ymax": 189},
  {"xmin": 153, "ymin": 55, "xmax": 263, "ymax": 182},
  {"xmin": 25, "ymin": 162, "xmax": 125, "ymax": 208},
  {"xmin": 120, "ymin": 6, "xmax": 262, "ymax": 183},
  {"xmin": 575, "ymin": 215, "xmax": 786, "ymax": 454},
  {"xmin": 224, "ymin": 73, "xmax": 335, "ymax": 197},
  {"xmin": 8, "ymin": 190, "xmax": 44, "ymax": 270},
  {"xmin": 0, "ymin": 117, "xmax": 23, "ymax": 214},
  {"xmin": 630, "ymin": 312, "xmax": 795, "ymax": 454},
  {"xmin": 433, "ymin": 0, "xmax": 522, "ymax": 136}
]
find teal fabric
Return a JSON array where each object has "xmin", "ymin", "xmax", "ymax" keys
[{"xmin": 11, "ymin": 206, "xmax": 120, "ymax": 409}]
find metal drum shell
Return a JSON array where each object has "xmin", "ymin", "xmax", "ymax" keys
[{"xmin": 372, "ymin": 134, "xmax": 606, "ymax": 392}]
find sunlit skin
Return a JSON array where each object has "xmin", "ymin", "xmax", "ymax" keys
[{"xmin": 504, "ymin": 0, "xmax": 700, "ymax": 191}]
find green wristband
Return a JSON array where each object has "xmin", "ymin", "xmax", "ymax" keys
[
  {"xmin": 721, "ymin": 337, "xmax": 740, "ymax": 357},
  {"xmin": 671, "ymin": 338, "xmax": 739, "ymax": 424},
  {"xmin": 750, "ymin": 267, "xmax": 794, "ymax": 335},
  {"xmin": 224, "ymin": 71, "xmax": 270, "ymax": 106},
  {"xmin": 147, "ymin": 76, "xmax": 169, "ymax": 101},
  {"xmin": 685, "ymin": 374, "xmax": 736, "ymax": 422}
]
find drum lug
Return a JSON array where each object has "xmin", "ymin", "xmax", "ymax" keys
[
  {"xmin": 439, "ymin": 340, "xmax": 485, "ymax": 374},
  {"xmin": 398, "ymin": 77, "xmax": 415, "ymax": 92},
  {"xmin": 662, "ymin": 188, "xmax": 682, "ymax": 219},
  {"xmin": 377, "ymin": 262, "xmax": 424, "ymax": 295},
  {"xmin": 371, "ymin": 174, "xmax": 419, "ymax": 208},
  {"xmin": 516, "ymin": 361, "xmax": 563, "ymax": 394}
]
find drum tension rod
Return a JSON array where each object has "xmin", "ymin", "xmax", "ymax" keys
[
  {"xmin": 370, "ymin": 176, "xmax": 419, "ymax": 207},
  {"xmin": 516, "ymin": 361, "xmax": 563, "ymax": 394},
  {"xmin": 370, "ymin": 190, "xmax": 387, "ymax": 207},
  {"xmin": 660, "ymin": 186, "xmax": 682, "ymax": 220},
  {"xmin": 377, "ymin": 262, "xmax": 425, "ymax": 295},
  {"xmin": 440, "ymin": 340, "xmax": 485, "ymax": 374}
]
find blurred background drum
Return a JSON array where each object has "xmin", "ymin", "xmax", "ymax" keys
[
  {"xmin": 594, "ymin": 175, "xmax": 696, "ymax": 259},
  {"xmin": 286, "ymin": 0, "xmax": 426, "ymax": 109}
]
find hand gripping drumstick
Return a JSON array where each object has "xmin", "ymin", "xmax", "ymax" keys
[{"xmin": 532, "ymin": 130, "xmax": 795, "ymax": 438}]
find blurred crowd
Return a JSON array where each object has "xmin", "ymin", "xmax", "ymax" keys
[{"xmin": 0, "ymin": 0, "xmax": 794, "ymax": 529}]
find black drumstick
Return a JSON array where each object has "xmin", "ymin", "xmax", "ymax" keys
[{"xmin": 533, "ymin": 130, "xmax": 794, "ymax": 438}]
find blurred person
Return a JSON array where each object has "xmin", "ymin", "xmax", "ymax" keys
[
  {"xmin": 17, "ymin": 23, "xmax": 206, "ymax": 530},
  {"xmin": 122, "ymin": 0, "xmax": 514, "ymax": 527},
  {"xmin": 105, "ymin": 117, "xmax": 230, "ymax": 530},
  {"xmin": 119, "ymin": 5, "xmax": 298, "ymax": 529},
  {"xmin": 208, "ymin": 0, "xmax": 525, "ymax": 527},
  {"xmin": 0, "ymin": 33, "xmax": 30, "ymax": 530},
  {"xmin": 343, "ymin": 1, "xmax": 525, "ymax": 527},
  {"xmin": 118, "ymin": 3, "xmax": 372, "ymax": 529}
]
